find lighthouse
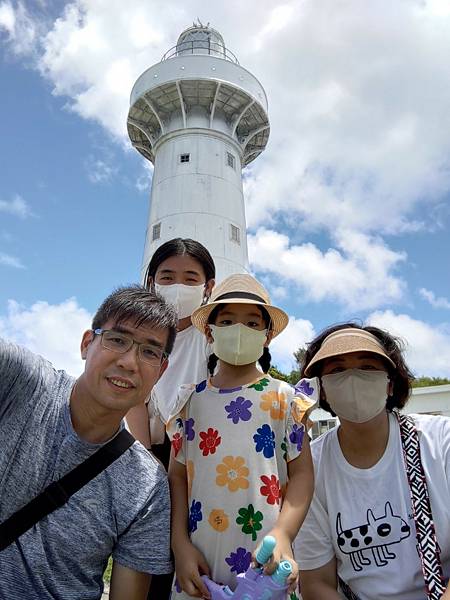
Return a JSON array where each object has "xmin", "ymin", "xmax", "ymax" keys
[{"xmin": 128, "ymin": 23, "xmax": 270, "ymax": 282}]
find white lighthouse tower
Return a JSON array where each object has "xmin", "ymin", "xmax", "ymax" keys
[{"xmin": 128, "ymin": 23, "xmax": 270, "ymax": 281}]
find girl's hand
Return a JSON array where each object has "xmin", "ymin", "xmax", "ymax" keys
[
  {"xmin": 253, "ymin": 528, "xmax": 299, "ymax": 594},
  {"xmin": 173, "ymin": 540, "xmax": 211, "ymax": 599}
]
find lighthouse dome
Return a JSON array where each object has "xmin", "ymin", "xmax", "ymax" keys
[{"xmin": 176, "ymin": 23, "xmax": 227, "ymax": 60}]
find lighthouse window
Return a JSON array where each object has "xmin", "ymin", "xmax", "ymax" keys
[
  {"xmin": 226, "ymin": 152, "xmax": 236, "ymax": 169},
  {"xmin": 180, "ymin": 153, "xmax": 190, "ymax": 163},
  {"xmin": 230, "ymin": 224, "xmax": 240, "ymax": 245},
  {"xmin": 152, "ymin": 223, "xmax": 161, "ymax": 241}
]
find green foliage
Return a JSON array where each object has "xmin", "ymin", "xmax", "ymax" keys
[
  {"xmin": 268, "ymin": 366, "xmax": 289, "ymax": 382},
  {"xmin": 269, "ymin": 366, "xmax": 300, "ymax": 385},
  {"xmin": 293, "ymin": 347, "xmax": 306, "ymax": 368},
  {"xmin": 412, "ymin": 377, "xmax": 450, "ymax": 388},
  {"xmin": 269, "ymin": 346, "xmax": 306, "ymax": 386}
]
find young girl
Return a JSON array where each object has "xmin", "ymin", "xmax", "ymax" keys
[{"xmin": 167, "ymin": 274, "xmax": 316, "ymax": 599}]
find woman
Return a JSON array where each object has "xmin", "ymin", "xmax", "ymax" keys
[{"xmin": 294, "ymin": 323, "xmax": 450, "ymax": 600}]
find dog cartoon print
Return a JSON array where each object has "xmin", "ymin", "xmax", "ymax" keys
[{"xmin": 336, "ymin": 502, "xmax": 411, "ymax": 572}]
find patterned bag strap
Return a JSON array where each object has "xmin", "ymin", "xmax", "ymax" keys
[{"xmin": 396, "ymin": 411, "xmax": 446, "ymax": 600}]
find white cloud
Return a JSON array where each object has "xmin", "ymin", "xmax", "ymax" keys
[
  {"xmin": 367, "ymin": 310, "xmax": 450, "ymax": 378},
  {"xmin": 0, "ymin": 298, "xmax": 92, "ymax": 375},
  {"xmin": 249, "ymin": 227, "xmax": 406, "ymax": 310},
  {"xmin": 4, "ymin": 1, "xmax": 450, "ymax": 312},
  {"xmin": 0, "ymin": 252, "xmax": 24, "ymax": 268},
  {"xmin": 0, "ymin": 195, "xmax": 33, "ymax": 218},
  {"xmin": 86, "ymin": 157, "xmax": 116, "ymax": 184},
  {"xmin": 0, "ymin": 1, "xmax": 37, "ymax": 55},
  {"xmin": 135, "ymin": 161, "xmax": 153, "ymax": 193},
  {"xmin": 419, "ymin": 288, "xmax": 450, "ymax": 310},
  {"xmin": 0, "ymin": 1, "xmax": 14, "ymax": 33},
  {"xmin": 270, "ymin": 315, "xmax": 315, "ymax": 374}
]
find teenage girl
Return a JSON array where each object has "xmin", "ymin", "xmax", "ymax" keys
[
  {"xmin": 127, "ymin": 237, "xmax": 215, "ymax": 454},
  {"xmin": 167, "ymin": 274, "xmax": 316, "ymax": 599},
  {"xmin": 126, "ymin": 238, "xmax": 215, "ymax": 600}
]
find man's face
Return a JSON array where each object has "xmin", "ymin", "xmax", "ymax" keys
[{"xmin": 79, "ymin": 318, "xmax": 168, "ymax": 413}]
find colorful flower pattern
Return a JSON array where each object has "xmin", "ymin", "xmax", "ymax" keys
[
  {"xmin": 248, "ymin": 377, "xmax": 270, "ymax": 391},
  {"xmin": 171, "ymin": 432, "xmax": 182, "ymax": 457},
  {"xmin": 216, "ymin": 456, "xmax": 250, "ymax": 492},
  {"xmin": 289, "ymin": 424, "xmax": 305, "ymax": 452},
  {"xmin": 236, "ymin": 503, "xmax": 264, "ymax": 541},
  {"xmin": 167, "ymin": 374, "xmax": 315, "ymax": 599},
  {"xmin": 188, "ymin": 499, "xmax": 203, "ymax": 533},
  {"xmin": 225, "ymin": 547, "xmax": 252, "ymax": 574},
  {"xmin": 253, "ymin": 423, "xmax": 276, "ymax": 458},
  {"xmin": 208, "ymin": 509, "xmax": 229, "ymax": 532},
  {"xmin": 199, "ymin": 427, "xmax": 221, "ymax": 456},
  {"xmin": 225, "ymin": 396, "xmax": 252, "ymax": 424},
  {"xmin": 260, "ymin": 390, "xmax": 288, "ymax": 420},
  {"xmin": 185, "ymin": 417, "xmax": 195, "ymax": 441},
  {"xmin": 260, "ymin": 474, "xmax": 281, "ymax": 505}
]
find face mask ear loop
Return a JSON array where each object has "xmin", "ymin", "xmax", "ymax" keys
[{"xmin": 266, "ymin": 317, "xmax": 274, "ymax": 344}]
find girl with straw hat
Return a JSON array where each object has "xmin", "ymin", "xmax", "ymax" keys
[{"xmin": 167, "ymin": 274, "xmax": 317, "ymax": 599}]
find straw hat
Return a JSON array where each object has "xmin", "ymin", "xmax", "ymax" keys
[
  {"xmin": 304, "ymin": 327, "xmax": 396, "ymax": 376},
  {"xmin": 191, "ymin": 274, "xmax": 289, "ymax": 337}
]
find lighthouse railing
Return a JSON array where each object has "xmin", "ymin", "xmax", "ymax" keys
[{"xmin": 161, "ymin": 41, "xmax": 239, "ymax": 64}]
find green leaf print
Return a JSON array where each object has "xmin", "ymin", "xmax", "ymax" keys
[
  {"xmin": 290, "ymin": 592, "xmax": 300, "ymax": 600},
  {"xmin": 248, "ymin": 377, "xmax": 270, "ymax": 392},
  {"xmin": 236, "ymin": 504, "xmax": 264, "ymax": 541},
  {"xmin": 281, "ymin": 437, "xmax": 288, "ymax": 461}
]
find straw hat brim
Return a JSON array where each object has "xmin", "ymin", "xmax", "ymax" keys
[
  {"xmin": 191, "ymin": 298, "xmax": 289, "ymax": 337},
  {"xmin": 304, "ymin": 331, "xmax": 396, "ymax": 376}
]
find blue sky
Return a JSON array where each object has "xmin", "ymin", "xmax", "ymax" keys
[{"xmin": 1, "ymin": 0, "xmax": 450, "ymax": 377}]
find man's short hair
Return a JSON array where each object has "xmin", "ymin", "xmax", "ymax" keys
[{"xmin": 92, "ymin": 285, "xmax": 177, "ymax": 354}]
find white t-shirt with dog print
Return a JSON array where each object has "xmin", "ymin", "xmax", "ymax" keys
[{"xmin": 294, "ymin": 412, "xmax": 450, "ymax": 600}]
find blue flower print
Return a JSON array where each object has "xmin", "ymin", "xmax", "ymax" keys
[
  {"xmin": 253, "ymin": 424, "xmax": 275, "ymax": 458},
  {"xmin": 295, "ymin": 378, "xmax": 314, "ymax": 396},
  {"xmin": 175, "ymin": 417, "xmax": 184, "ymax": 431},
  {"xmin": 289, "ymin": 423, "xmax": 305, "ymax": 452},
  {"xmin": 185, "ymin": 417, "xmax": 195, "ymax": 441},
  {"xmin": 189, "ymin": 499, "xmax": 203, "ymax": 533},
  {"xmin": 174, "ymin": 578, "xmax": 182, "ymax": 593},
  {"xmin": 225, "ymin": 396, "xmax": 252, "ymax": 424},
  {"xmin": 196, "ymin": 380, "xmax": 207, "ymax": 393},
  {"xmin": 225, "ymin": 546, "xmax": 252, "ymax": 574}
]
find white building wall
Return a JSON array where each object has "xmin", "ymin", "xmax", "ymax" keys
[{"xmin": 142, "ymin": 129, "xmax": 248, "ymax": 281}]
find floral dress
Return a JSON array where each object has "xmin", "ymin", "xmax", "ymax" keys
[{"xmin": 166, "ymin": 374, "xmax": 318, "ymax": 599}]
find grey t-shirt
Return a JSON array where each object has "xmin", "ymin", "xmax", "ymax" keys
[{"xmin": 0, "ymin": 338, "xmax": 172, "ymax": 599}]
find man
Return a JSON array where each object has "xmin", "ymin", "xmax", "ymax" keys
[{"xmin": 0, "ymin": 285, "xmax": 177, "ymax": 600}]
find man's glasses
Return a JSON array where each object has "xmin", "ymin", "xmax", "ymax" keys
[{"xmin": 93, "ymin": 329, "xmax": 167, "ymax": 366}]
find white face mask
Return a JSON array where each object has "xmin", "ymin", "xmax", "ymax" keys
[
  {"xmin": 155, "ymin": 283, "xmax": 205, "ymax": 319},
  {"xmin": 210, "ymin": 323, "xmax": 268, "ymax": 366},
  {"xmin": 321, "ymin": 369, "xmax": 389, "ymax": 423}
]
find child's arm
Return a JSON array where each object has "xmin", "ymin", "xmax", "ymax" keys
[
  {"xmin": 168, "ymin": 456, "xmax": 211, "ymax": 599},
  {"xmin": 264, "ymin": 434, "xmax": 314, "ymax": 591},
  {"xmin": 125, "ymin": 403, "xmax": 151, "ymax": 448}
]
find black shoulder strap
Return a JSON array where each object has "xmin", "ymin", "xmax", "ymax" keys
[{"xmin": 0, "ymin": 428, "xmax": 135, "ymax": 551}]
